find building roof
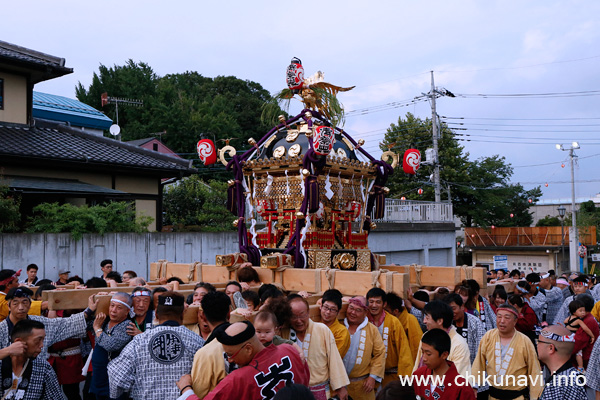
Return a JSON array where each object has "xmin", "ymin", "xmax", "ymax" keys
[
  {"xmin": 127, "ymin": 138, "xmax": 155, "ymax": 146},
  {"xmin": 535, "ymin": 196, "xmax": 600, "ymax": 206},
  {"xmin": 0, "ymin": 40, "xmax": 72, "ymax": 83},
  {"xmin": 0, "ymin": 121, "xmax": 196, "ymax": 178},
  {"xmin": 33, "ymin": 91, "xmax": 113, "ymax": 130},
  {"xmin": 2, "ymin": 175, "xmax": 128, "ymax": 196}
]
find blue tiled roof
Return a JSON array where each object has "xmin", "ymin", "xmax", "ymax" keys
[{"xmin": 33, "ymin": 91, "xmax": 113, "ymax": 130}]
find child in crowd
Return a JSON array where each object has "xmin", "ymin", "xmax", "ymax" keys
[
  {"xmin": 412, "ymin": 329, "xmax": 476, "ymax": 400},
  {"xmin": 241, "ymin": 290, "xmax": 260, "ymax": 311},
  {"xmin": 253, "ymin": 311, "xmax": 294, "ymax": 346},
  {"xmin": 564, "ymin": 299, "xmax": 595, "ymax": 372}
]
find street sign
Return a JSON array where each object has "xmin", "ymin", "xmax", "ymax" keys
[
  {"xmin": 493, "ymin": 255, "xmax": 508, "ymax": 271},
  {"xmin": 592, "ymin": 253, "xmax": 600, "ymax": 262}
]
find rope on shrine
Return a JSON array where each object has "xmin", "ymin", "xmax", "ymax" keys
[
  {"xmin": 314, "ymin": 269, "xmax": 322, "ymax": 294},
  {"xmin": 414, "ymin": 264, "xmax": 423, "ymax": 287},
  {"xmin": 461, "ymin": 265, "xmax": 473, "ymax": 280},
  {"xmin": 189, "ymin": 262, "xmax": 204, "ymax": 283},
  {"xmin": 325, "ymin": 267, "xmax": 336, "ymax": 290},
  {"xmin": 371, "ymin": 270, "xmax": 382, "ymax": 288},
  {"xmin": 157, "ymin": 260, "xmax": 168, "ymax": 279}
]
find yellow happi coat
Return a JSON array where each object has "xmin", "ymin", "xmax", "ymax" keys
[
  {"xmin": 376, "ymin": 312, "xmax": 414, "ymax": 387},
  {"xmin": 0, "ymin": 292, "xmax": 42, "ymax": 322},
  {"xmin": 295, "ymin": 320, "xmax": 349, "ymax": 396},
  {"xmin": 412, "ymin": 325, "xmax": 471, "ymax": 379},
  {"xmin": 343, "ymin": 318, "xmax": 386, "ymax": 400},
  {"xmin": 472, "ymin": 329, "xmax": 543, "ymax": 400},
  {"xmin": 395, "ymin": 308, "xmax": 422, "ymax": 364},
  {"xmin": 190, "ymin": 338, "xmax": 227, "ymax": 399},
  {"xmin": 328, "ymin": 318, "xmax": 350, "ymax": 358}
]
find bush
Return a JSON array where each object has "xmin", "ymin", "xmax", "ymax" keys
[
  {"xmin": 163, "ymin": 176, "xmax": 234, "ymax": 232},
  {"xmin": 26, "ymin": 201, "xmax": 153, "ymax": 240},
  {"xmin": 0, "ymin": 185, "xmax": 21, "ymax": 233}
]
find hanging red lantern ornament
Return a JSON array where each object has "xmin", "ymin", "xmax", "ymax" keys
[
  {"xmin": 313, "ymin": 126, "xmax": 335, "ymax": 156},
  {"xmin": 561, "ymin": 164, "xmax": 565, "ymax": 168},
  {"xmin": 197, "ymin": 139, "xmax": 217, "ymax": 165},
  {"xmin": 417, "ymin": 188, "xmax": 423, "ymax": 195},
  {"xmin": 545, "ymin": 182, "xmax": 549, "ymax": 187},
  {"xmin": 528, "ymin": 198, "xmax": 532, "ymax": 204},
  {"xmin": 491, "ymin": 225, "xmax": 495, "ymax": 229},
  {"xmin": 286, "ymin": 57, "xmax": 304, "ymax": 93},
  {"xmin": 400, "ymin": 196, "xmax": 406, "ymax": 200},
  {"xmin": 510, "ymin": 213, "xmax": 514, "ymax": 218},
  {"xmin": 402, "ymin": 149, "xmax": 421, "ymax": 175}
]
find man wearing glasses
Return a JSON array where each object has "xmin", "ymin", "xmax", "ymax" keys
[{"xmin": 320, "ymin": 289, "xmax": 350, "ymax": 358}]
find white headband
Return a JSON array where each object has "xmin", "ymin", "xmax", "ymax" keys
[
  {"xmin": 111, "ymin": 298, "xmax": 135, "ymax": 317},
  {"xmin": 541, "ymin": 273, "xmax": 550, "ymax": 279},
  {"xmin": 516, "ymin": 285, "xmax": 529, "ymax": 294}
]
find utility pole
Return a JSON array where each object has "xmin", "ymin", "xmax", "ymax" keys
[
  {"xmin": 430, "ymin": 71, "xmax": 441, "ymax": 203},
  {"xmin": 556, "ymin": 142, "xmax": 580, "ymax": 272}
]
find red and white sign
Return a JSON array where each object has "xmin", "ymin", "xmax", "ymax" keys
[
  {"xmin": 346, "ymin": 201, "xmax": 361, "ymax": 219},
  {"xmin": 403, "ymin": 149, "xmax": 421, "ymax": 174},
  {"xmin": 313, "ymin": 126, "xmax": 335, "ymax": 156},
  {"xmin": 197, "ymin": 139, "xmax": 217, "ymax": 165}
]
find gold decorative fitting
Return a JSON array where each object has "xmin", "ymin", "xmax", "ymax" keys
[
  {"xmin": 341, "ymin": 137, "xmax": 355, "ymax": 151},
  {"xmin": 278, "ymin": 115, "xmax": 286, "ymax": 124},
  {"xmin": 336, "ymin": 148, "xmax": 347, "ymax": 158},
  {"xmin": 304, "ymin": 111, "xmax": 312, "ymax": 119},
  {"xmin": 248, "ymin": 138, "xmax": 257, "ymax": 147},
  {"xmin": 233, "ymin": 219, "xmax": 240, "ymax": 227},
  {"xmin": 288, "ymin": 144, "xmax": 301, "ymax": 157},
  {"xmin": 295, "ymin": 211, "xmax": 305, "ymax": 219},
  {"xmin": 286, "ymin": 130, "xmax": 299, "ymax": 142},
  {"xmin": 305, "ymin": 127, "xmax": 313, "ymax": 138},
  {"xmin": 219, "ymin": 145, "xmax": 236, "ymax": 166},
  {"xmin": 383, "ymin": 187, "xmax": 390, "ymax": 194},
  {"xmin": 273, "ymin": 146, "xmax": 286, "ymax": 158},
  {"xmin": 332, "ymin": 253, "xmax": 356, "ymax": 270},
  {"xmin": 227, "ymin": 180, "xmax": 235, "ymax": 186},
  {"xmin": 301, "ymin": 169, "xmax": 310, "ymax": 177},
  {"xmin": 357, "ymin": 139, "xmax": 365, "ymax": 147},
  {"xmin": 370, "ymin": 222, "xmax": 377, "ymax": 229},
  {"xmin": 381, "ymin": 151, "xmax": 399, "ymax": 168}
]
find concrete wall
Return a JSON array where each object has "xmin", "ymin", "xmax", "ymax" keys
[
  {"xmin": 0, "ymin": 224, "xmax": 456, "ymax": 282},
  {"xmin": 0, "ymin": 72, "xmax": 27, "ymax": 124}
]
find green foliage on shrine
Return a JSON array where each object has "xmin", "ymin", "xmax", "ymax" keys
[
  {"xmin": 26, "ymin": 202, "xmax": 153, "ymax": 240},
  {"xmin": 382, "ymin": 112, "xmax": 542, "ymax": 227},
  {"xmin": 162, "ymin": 176, "xmax": 234, "ymax": 232}
]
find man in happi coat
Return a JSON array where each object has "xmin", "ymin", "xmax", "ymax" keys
[
  {"xmin": 383, "ymin": 291, "xmax": 422, "ymax": 364},
  {"xmin": 465, "ymin": 279, "xmax": 497, "ymax": 330},
  {"xmin": 444, "ymin": 293, "xmax": 485, "ymax": 364},
  {"xmin": 342, "ymin": 296, "xmax": 385, "ymax": 400},
  {"xmin": 472, "ymin": 303, "xmax": 544, "ymax": 400},
  {"xmin": 319, "ymin": 289, "xmax": 350, "ymax": 358},
  {"xmin": 178, "ymin": 321, "xmax": 310, "ymax": 400},
  {"xmin": 0, "ymin": 319, "xmax": 65, "ymax": 400},
  {"xmin": 287, "ymin": 295, "xmax": 349, "ymax": 400},
  {"xmin": 412, "ymin": 300, "xmax": 471, "ymax": 379},
  {"xmin": 553, "ymin": 276, "xmax": 591, "ymax": 324},
  {"xmin": 536, "ymin": 325, "xmax": 587, "ymax": 400},
  {"xmin": 365, "ymin": 288, "xmax": 413, "ymax": 386},
  {"xmin": 0, "ymin": 287, "xmax": 95, "ymax": 361},
  {"xmin": 0, "ymin": 271, "xmax": 43, "ymax": 323},
  {"xmin": 538, "ymin": 272, "xmax": 564, "ymax": 325},
  {"xmin": 108, "ymin": 292, "xmax": 204, "ymax": 400},
  {"xmin": 586, "ymin": 333, "xmax": 600, "ymax": 399},
  {"xmin": 189, "ymin": 291, "xmax": 232, "ymax": 398}
]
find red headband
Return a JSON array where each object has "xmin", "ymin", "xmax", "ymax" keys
[
  {"xmin": 0, "ymin": 269, "xmax": 21, "ymax": 287},
  {"xmin": 348, "ymin": 298, "xmax": 368, "ymax": 311},
  {"xmin": 497, "ymin": 307, "xmax": 519, "ymax": 318}
]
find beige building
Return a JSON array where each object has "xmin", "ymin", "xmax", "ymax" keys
[{"xmin": 0, "ymin": 40, "xmax": 195, "ymax": 231}]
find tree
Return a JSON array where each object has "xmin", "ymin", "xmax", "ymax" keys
[
  {"xmin": 381, "ymin": 113, "xmax": 542, "ymax": 227},
  {"xmin": 536, "ymin": 215, "xmax": 562, "ymax": 227},
  {"xmin": 76, "ymin": 63, "xmax": 278, "ymax": 167},
  {"xmin": 0, "ymin": 185, "xmax": 21, "ymax": 232},
  {"xmin": 163, "ymin": 177, "xmax": 234, "ymax": 232}
]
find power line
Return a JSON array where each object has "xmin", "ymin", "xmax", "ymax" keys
[
  {"xmin": 442, "ymin": 116, "xmax": 600, "ymax": 121},
  {"xmin": 452, "ymin": 90, "xmax": 600, "ymax": 99}
]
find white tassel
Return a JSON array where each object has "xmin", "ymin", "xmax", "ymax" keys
[
  {"xmin": 325, "ymin": 173, "xmax": 334, "ymax": 200},
  {"xmin": 265, "ymin": 173, "xmax": 273, "ymax": 196},
  {"xmin": 285, "ymin": 170, "xmax": 290, "ymax": 196}
]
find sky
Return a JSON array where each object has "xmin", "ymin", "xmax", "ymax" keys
[{"xmin": 4, "ymin": 0, "xmax": 600, "ymax": 201}]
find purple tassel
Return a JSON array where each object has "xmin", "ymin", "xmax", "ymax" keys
[
  {"xmin": 226, "ymin": 184, "xmax": 237, "ymax": 215},
  {"xmin": 307, "ymin": 175, "xmax": 320, "ymax": 213}
]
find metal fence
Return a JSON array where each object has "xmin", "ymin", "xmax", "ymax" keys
[{"xmin": 377, "ymin": 199, "xmax": 454, "ymax": 223}]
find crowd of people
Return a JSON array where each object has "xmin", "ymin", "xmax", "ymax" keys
[{"xmin": 0, "ymin": 261, "xmax": 600, "ymax": 399}]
